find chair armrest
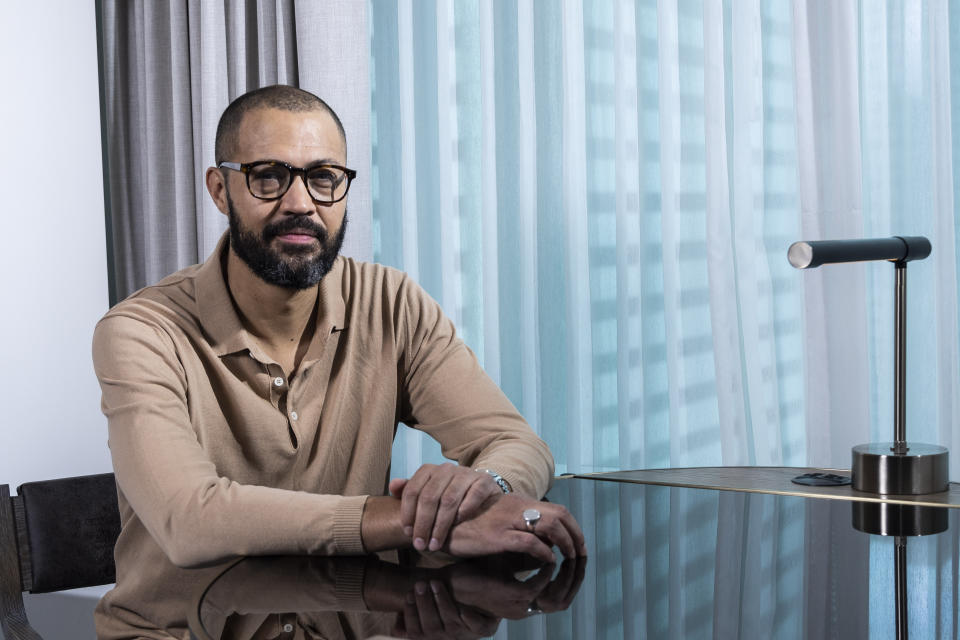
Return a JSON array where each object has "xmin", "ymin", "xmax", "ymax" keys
[{"xmin": 1, "ymin": 484, "xmax": 41, "ymax": 639}]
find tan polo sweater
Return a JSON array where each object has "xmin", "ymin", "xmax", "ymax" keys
[{"xmin": 91, "ymin": 233, "xmax": 553, "ymax": 638}]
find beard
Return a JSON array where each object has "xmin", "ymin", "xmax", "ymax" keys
[{"xmin": 226, "ymin": 193, "xmax": 347, "ymax": 290}]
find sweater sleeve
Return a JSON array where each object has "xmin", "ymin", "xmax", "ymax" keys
[
  {"xmin": 93, "ymin": 314, "xmax": 367, "ymax": 567},
  {"xmin": 394, "ymin": 277, "xmax": 554, "ymax": 499}
]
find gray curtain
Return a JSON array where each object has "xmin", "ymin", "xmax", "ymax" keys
[{"xmin": 99, "ymin": 0, "xmax": 371, "ymax": 303}]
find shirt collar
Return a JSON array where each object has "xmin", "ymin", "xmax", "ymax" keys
[{"xmin": 196, "ymin": 231, "xmax": 347, "ymax": 358}]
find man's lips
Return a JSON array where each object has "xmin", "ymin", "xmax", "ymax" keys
[{"xmin": 275, "ymin": 231, "xmax": 320, "ymax": 244}]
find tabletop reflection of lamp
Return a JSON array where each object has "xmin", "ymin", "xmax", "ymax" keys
[
  {"xmin": 788, "ymin": 236, "xmax": 948, "ymax": 495},
  {"xmin": 851, "ymin": 501, "xmax": 948, "ymax": 640}
]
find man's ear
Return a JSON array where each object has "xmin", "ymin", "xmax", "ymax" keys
[{"xmin": 205, "ymin": 166, "xmax": 230, "ymax": 216}]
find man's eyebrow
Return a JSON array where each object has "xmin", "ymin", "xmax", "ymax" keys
[
  {"xmin": 246, "ymin": 158, "xmax": 346, "ymax": 168},
  {"xmin": 306, "ymin": 158, "xmax": 347, "ymax": 167}
]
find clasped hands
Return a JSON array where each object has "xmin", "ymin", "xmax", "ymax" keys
[{"xmin": 387, "ymin": 463, "xmax": 587, "ymax": 564}]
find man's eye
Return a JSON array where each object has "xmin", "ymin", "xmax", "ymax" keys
[
  {"xmin": 308, "ymin": 169, "xmax": 338, "ymax": 185},
  {"xmin": 250, "ymin": 169, "xmax": 288, "ymax": 192},
  {"xmin": 253, "ymin": 169, "xmax": 285, "ymax": 183}
]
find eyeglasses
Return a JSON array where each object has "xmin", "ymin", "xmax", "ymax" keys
[{"xmin": 218, "ymin": 160, "xmax": 357, "ymax": 205}]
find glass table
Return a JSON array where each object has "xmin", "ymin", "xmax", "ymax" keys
[{"xmin": 188, "ymin": 469, "xmax": 960, "ymax": 639}]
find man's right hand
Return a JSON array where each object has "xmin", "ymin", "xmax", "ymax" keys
[
  {"xmin": 444, "ymin": 494, "xmax": 586, "ymax": 564},
  {"xmin": 388, "ymin": 463, "xmax": 504, "ymax": 553},
  {"xmin": 361, "ymin": 493, "xmax": 587, "ymax": 563}
]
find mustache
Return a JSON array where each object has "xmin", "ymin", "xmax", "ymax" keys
[{"xmin": 263, "ymin": 216, "xmax": 329, "ymax": 242}]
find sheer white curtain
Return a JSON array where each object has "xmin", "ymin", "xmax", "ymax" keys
[
  {"xmin": 371, "ymin": 1, "xmax": 960, "ymax": 636},
  {"xmin": 794, "ymin": 0, "xmax": 960, "ymax": 473},
  {"xmin": 372, "ymin": 0, "xmax": 960, "ymax": 481},
  {"xmin": 373, "ymin": 0, "xmax": 808, "ymax": 476}
]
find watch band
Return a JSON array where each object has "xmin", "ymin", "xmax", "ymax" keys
[{"xmin": 477, "ymin": 468, "xmax": 512, "ymax": 494}]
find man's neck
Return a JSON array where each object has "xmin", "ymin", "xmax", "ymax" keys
[{"xmin": 225, "ymin": 249, "xmax": 319, "ymax": 371}]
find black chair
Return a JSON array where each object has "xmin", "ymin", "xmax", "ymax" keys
[{"xmin": 0, "ymin": 473, "xmax": 121, "ymax": 640}]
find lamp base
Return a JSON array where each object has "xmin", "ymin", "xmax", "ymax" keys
[
  {"xmin": 851, "ymin": 501, "xmax": 949, "ymax": 536},
  {"xmin": 851, "ymin": 443, "xmax": 949, "ymax": 495}
]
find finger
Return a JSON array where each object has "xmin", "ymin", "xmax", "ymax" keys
[
  {"xmin": 430, "ymin": 579, "xmax": 465, "ymax": 630},
  {"xmin": 412, "ymin": 467, "xmax": 456, "ymax": 551},
  {"xmin": 536, "ymin": 514, "xmax": 577, "ymax": 559},
  {"xmin": 429, "ymin": 473, "xmax": 484, "ymax": 551},
  {"xmin": 414, "ymin": 580, "xmax": 443, "ymax": 634},
  {"xmin": 560, "ymin": 557, "xmax": 588, "ymax": 607},
  {"xmin": 400, "ymin": 465, "xmax": 435, "ymax": 536},
  {"xmin": 540, "ymin": 505, "xmax": 585, "ymax": 558},
  {"xmin": 456, "ymin": 475, "xmax": 500, "ymax": 521},
  {"xmin": 516, "ymin": 506, "xmax": 572, "ymax": 559},
  {"xmin": 501, "ymin": 530, "xmax": 556, "ymax": 564},
  {"xmin": 549, "ymin": 556, "xmax": 588, "ymax": 610},
  {"xmin": 555, "ymin": 506, "xmax": 588, "ymax": 555},
  {"xmin": 548, "ymin": 557, "xmax": 577, "ymax": 596},
  {"xmin": 389, "ymin": 477, "xmax": 408, "ymax": 498},
  {"xmin": 402, "ymin": 597, "xmax": 423, "ymax": 638},
  {"xmin": 535, "ymin": 561, "xmax": 573, "ymax": 612}
]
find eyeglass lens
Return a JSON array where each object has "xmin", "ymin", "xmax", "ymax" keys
[{"xmin": 248, "ymin": 164, "xmax": 348, "ymax": 203}]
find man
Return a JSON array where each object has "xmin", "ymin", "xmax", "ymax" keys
[{"xmin": 92, "ymin": 84, "xmax": 585, "ymax": 637}]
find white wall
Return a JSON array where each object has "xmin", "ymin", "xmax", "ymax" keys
[{"xmin": 0, "ymin": 2, "xmax": 112, "ymax": 490}]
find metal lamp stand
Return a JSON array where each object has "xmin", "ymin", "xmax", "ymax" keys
[{"xmin": 788, "ymin": 236, "xmax": 948, "ymax": 495}]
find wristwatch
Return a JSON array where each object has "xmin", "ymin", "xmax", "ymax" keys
[{"xmin": 477, "ymin": 468, "xmax": 512, "ymax": 494}]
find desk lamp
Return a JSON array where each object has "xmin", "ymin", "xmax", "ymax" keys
[{"xmin": 788, "ymin": 236, "xmax": 948, "ymax": 495}]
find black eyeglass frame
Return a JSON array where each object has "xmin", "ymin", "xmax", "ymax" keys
[{"xmin": 218, "ymin": 160, "xmax": 357, "ymax": 205}]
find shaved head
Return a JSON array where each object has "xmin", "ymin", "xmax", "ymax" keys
[{"xmin": 215, "ymin": 85, "xmax": 346, "ymax": 164}]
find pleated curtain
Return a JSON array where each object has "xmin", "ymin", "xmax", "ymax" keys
[{"xmin": 99, "ymin": 0, "xmax": 371, "ymax": 303}]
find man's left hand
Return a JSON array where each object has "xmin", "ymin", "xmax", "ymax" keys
[
  {"xmin": 389, "ymin": 463, "xmax": 503, "ymax": 552},
  {"xmin": 444, "ymin": 494, "xmax": 586, "ymax": 563}
]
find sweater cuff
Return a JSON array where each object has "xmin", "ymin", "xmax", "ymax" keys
[
  {"xmin": 333, "ymin": 495, "xmax": 368, "ymax": 555},
  {"xmin": 333, "ymin": 558, "xmax": 368, "ymax": 610}
]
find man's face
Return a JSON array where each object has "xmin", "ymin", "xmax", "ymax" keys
[{"xmin": 209, "ymin": 107, "xmax": 349, "ymax": 289}]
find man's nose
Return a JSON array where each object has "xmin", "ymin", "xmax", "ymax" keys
[{"xmin": 280, "ymin": 172, "xmax": 315, "ymax": 213}]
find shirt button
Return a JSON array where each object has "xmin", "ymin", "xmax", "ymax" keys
[
  {"xmin": 290, "ymin": 411, "xmax": 298, "ymax": 421},
  {"xmin": 283, "ymin": 623, "xmax": 294, "ymax": 633},
  {"xmin": 273, "ymin": 377, "xmax": 284, "ymax": 387}
]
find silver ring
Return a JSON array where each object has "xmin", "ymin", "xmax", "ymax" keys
[
  {"xmin": 526, "ymin": 604, "xmax": 543, "ymax": 615},
  {"xmin": 522, "ymin": 508, "xmax": 541, "ymax": 531}
]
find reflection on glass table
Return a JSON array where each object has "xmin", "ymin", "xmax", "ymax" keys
[
  {"xmin": 550, "ymin": 477, "xmax": 959, "ymax": 640},
  {"xmin": 191, "ymin": 554, "xmax": 584, "ymax": 639},
  {"xmin": 185, "ymin": 476, "xmax": 960, "ymax": 639}
]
